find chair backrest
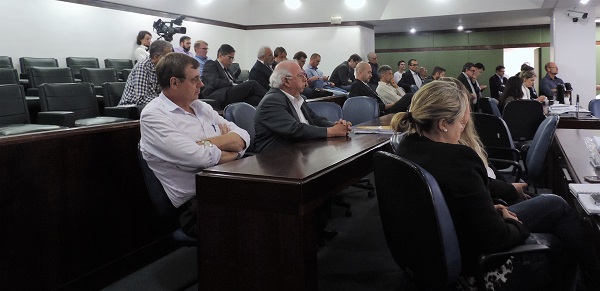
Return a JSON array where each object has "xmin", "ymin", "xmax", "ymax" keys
[
  {"xmin": 373, "ymin": 151, "xmax": 461, "ymax": 289},
  {"xmin": 0, "ymin": 84, "xmax": 29, "ymax": 125},
  {"xmin": 342, "ymin": 96, "xmax": 379, "ymax": 125},
  {"xmin": 589, "ymin": 99, "xmax": 600, "ymax": 118},
  {"xmin": 479, "ymin": 97, "xmax": 502, "ymax": 118},
  {"xmin": 0, "ymin": 68, "xmax": 19, "ymax": 85},
  {"xmin": 238, "ymin": 69, "xmax": 250, "ymax": 82},
  {"xmin": 229, "ymin": 62, "xmax": 241, "ymax": 79},
  {"xmin": 472, "ymin": 113, "xmax": 518, "ymax": 162},
  {"xmin": 0, "ymin": 56, "xmax": 13, "ymax": 68},
  {"xmin": 19, "ymin": 57, "xmax": 58, "ymax": 74},
  {"xmin": 104, "ymin": 58, "xmax": 134, "ymax": 73},
  {"xmin": 66, "ymin": 57, "xmax": 100, "ymax": 78},
  {"xmin": 38, "ymin": 83, "xmax": 99, "ymax": 120},
  {"xmin": 502, "ymin": 99, "xmax": 545, "ymax": 142},
  {"xmin": 121, "ymin": 69, "xmax": 132, "ymax": 81},
  {"xmin": 526, "ymin": 115, "xmax": 559, "ymax": 182},
  {"xmin": 80, "ymin": 68, "xmax": 118, "ymax": 86},
  {"xmin": 306, "ymin": 101, "xmax": 343, "ymax": 122},
  {"xmin": 28, "ymin": 67, "xmax": 74, "ymax": 87},
  {"xmin": 223, "ymin": 102, "xmax": 256, "ymax": 152},
  {"xmin": 102, "ymin": 81, "xmax": 126, "ymax": 107},
  {"xmin": 137, "ymin": 144, "xmax": 180, "ymax": 218}
]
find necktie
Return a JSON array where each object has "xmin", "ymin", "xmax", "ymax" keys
[{"xmin": 224, "ymin": 68, "xmax": 234, "ymax": 82}]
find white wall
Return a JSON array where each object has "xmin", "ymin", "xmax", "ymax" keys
[
  {"xmin": 0, "ymin": 0, "xmax": 374, "ymax": 75},
  {"xmin": 503, "ymin": 48, "xmax": 536, "ymax": 77}
]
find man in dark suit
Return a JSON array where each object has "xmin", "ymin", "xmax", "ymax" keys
[
  {"xmin": 248, "ymin": 46, "xmax": 274, "ymax": 90},
  {"xmin": 329, "ymin": 54, "xmax": 362, "ymax": 91},
  {"xmin": 201, "ymin": 44, "xmax": 267, "ymax": 108},
  {"xmin": 457, "ymin": 62, "xmax": 480, "ymax": 111},
  {"xmin": 349, "ymin": 62, "xmax": 407, "ymax": 116},
  {"xmin": 366, "ymin": 52, "xmax": 379, "ymax": 87},
  {"xmin": 399, "ymin": 59, "xmax": 423, "ymax": 92},
  {"xmin": 254, "ymin": 60, "xmax": 350, "ymax": 153},
  {"xmin": 489, "ymin": 65, "xmax": 508, "ymax": 100}
]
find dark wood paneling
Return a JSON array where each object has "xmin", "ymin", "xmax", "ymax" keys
[{"xmin": 0, "ymin": 122, "xmax": 174, "ymax": 290}]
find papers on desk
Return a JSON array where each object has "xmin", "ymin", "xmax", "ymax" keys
[
  {"xmin": 549, "ymin": 104, "xmax": 592, "ymax": 117},
  {"xmin": 569, "ymin": 183, "xmax": 600, "ymax": 197},
  {"xmin": 570, "ymin": 184, "xmax": 600, "ymax": 214},
  {"xmin": 354, "ymin": 125, "xmax": 394, "ymax": 134}
]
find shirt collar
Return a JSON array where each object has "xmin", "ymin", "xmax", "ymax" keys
[{"xmin": 158, "ymin": 92, "xmax": 202, "ymax": 114}]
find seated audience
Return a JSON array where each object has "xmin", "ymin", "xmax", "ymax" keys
[
  {"xmin": 249, "ymin": 46, "xmax": 274, "ymax": 90},
  {"xmin": 292, "ymin": 51, "xmax": 315, "ymax": 99},
  {"xmin": 330, "ymin": 54, "xmax": 362, "ymax": 91},
  {"xmin": 366, "ymin": 52, "xmax": 379, "ymax": 87},
  {"xmin": 134, "ymin": 30, "xmax": 152, "ymax": 62},
  {"xmin": 540, "ymin": 62, "xmax": 565, "ymax": 99},
  {"xmin": 418, "ymin": 66, "xmax": 428, "ymax": 82},
  {"xmin": 422, "ymin": 66, "xmax": 446, "ymax": 85},
  {"xmin": 140, "ymin": 53, "xmax": 249, "ymax": 237},
  {"xmin": 304, "ymin": 53, "xmax": 341, "ymax": 92},
  {"xmin": 349, "ymin": 62, "xmax": 405, "ymax": 115},
  {"xmin": 376, "ymin": 65, "xmax": 405, "ymax": 104},
  {"xmin": 489, "ymin": 65, "xmax": 508, "ymax": 100},
  {"xmin": 173, "ymin": 36, "xmax": 194, "ymax": 57},
  {"xmin": 193, "ymin": 40, "xmax": 210, "ymax": 77},
  {"xmin": 201, "ymin": 44, "xmax": 267, "ymax": 108},
  {"xmin": 391, "ymin": 80, "xmax": 600, "ymax": 291},
  {"xmin": 498, "ymin": 76, "xmax": 524, "ymax": 113},
  {"xmin": 520, "ymin": 70, "xmax": 546, "ymax": 103},
  {"xmin": 120, "ymin": 40, "xmax": 173, "ymax": 106},
  {"xmin": 399, "ymin": 59, "xmax": 423, "ymax": 91},
  {"xmin": 272, "ymin": 46, "xmax": 287, "ymax": 69},
  {"xmin": 393, "ymin": 60, "xmax": 406, "ymax": 83}
]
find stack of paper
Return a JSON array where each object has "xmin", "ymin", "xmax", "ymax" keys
[
  {"xmin": 569, "ymin": 184, "xmax": 600, "ymax": 214},
  {"xmin": 353, "ymin": 125, "xmax": 394, "ymax": 134}
]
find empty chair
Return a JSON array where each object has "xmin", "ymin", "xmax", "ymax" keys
[
  {"xmin": 102, "ymin": 81, "xmax": 126, "ymax": 107},
  {"xmin": 66, "ymin": 57, "xmax": 100, "ymax": 79},
  {"xmin": 80, "ymin": 68, "xmax": 118, "ymax": 95},
  {"xmin": 0, "ymin": 56, "xmax": 13, "ymax": 68},
  {"xmin": 589, "ymin": 99, "xmax": 600, "ymax": 118},
  {"xmin": 38, "ymin": 82, "xmax": 129, "ymax": 127},
  {"xmin": 223, "ymin": 102, "xmax": 256, "ymax": 153},
  {"xmin": 502, "ymin": 99, "xmax": 545, "ymax": 143},
  {"xmin": 19, "ymin": 57, "xmax": 58, "ymax": 79},
  {"xmin": 238, "ymin": 69, "xmax": 249, "ymax": 83},
  {"xmin": 342, "ymin": 96, "xmax": 379, "ymax": 125},
  {"xmin": 104, "ymin": 58, "xmax": 133, "ymax": 80},
  {"xmin": 521, "ymin": 115, "xmax": 559, "ymax": 191},
  {"xmin": 307, "ymin": 101, "xmax": 343, "ymax": 122},
  {"xmin": 479, "ymin": 97, "xmax": 502, "ymax": 117},
  {"xmin": 26, "ymin": 67, "xmax": 74, "ymax": 96},
  {"xmin": 0, "ymin": 68, "xmax": 19, "ymax": 85},
  {"xmin": 121, "ymin": 68, "xmax": 132, "ymax": 81},
  {"xmin": 137, "ymin": 144, "xmax": 196, "ymax": 245},
  {"xmin": 373, "ymin": 151, "xmax": 550, "ymax": 290},
  {"xmin": 0, "ymin": 84, "xmax": 62, "ymax": 136}
]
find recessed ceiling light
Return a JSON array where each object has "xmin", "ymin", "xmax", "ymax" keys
[
  {"xmin": 409, "ymin": 28, "xmax": 416, "ymax": 33},
  {"xmin": 284, "ymin": 0, "xmax": 301, "ymax": 9},
  {"xmin": 457, "ymin": 25, "xmax": 464, "ymax": 31},
  {"xmin": 197, "ymin": 0, "xmax": 212, "ymax": 4},
  {"xmin": 345, "ymin": 0, "xmax": 366, "ymax": 9},
  {"xmin": 581, "ymin": 0, "xmax": 590, "ymax": 4}
]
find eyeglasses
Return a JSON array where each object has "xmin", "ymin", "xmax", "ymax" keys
[
  {"xmin": 225, "ymin": 55, "xmax": 235, "ymax": 61},
  {"xmin": 410, "ymin": 63, "xmax": 419, "ymax": 67},
  {"xmin": 286, "ymin": 74, "xmax": 307, "ymax": 80},
  {"xmin": 178, "ymin": 76, "xmax": 202, "ymax": 84},
  {"xmin": 199, "ymin": 47, "xmax": 209, "ymax": 50}
]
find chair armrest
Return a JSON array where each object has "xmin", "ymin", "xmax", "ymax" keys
[
  {"xmin": 488, "ymin": 158, "xmax": 522, "ymax": 182},
  {"xmin": 199, "ymin": 98, "xmax": 218, "ymax": 109},
  {"xmin": 26, "ymin": 87, "xmax": 39, "ymax": 97},
  {"xmin": 104, "ymin": 106, "xmax": 138, "ymax": 119},
  {"xmin": 38, "ymin": 111, "xmax": 76, "ymax": 127}
]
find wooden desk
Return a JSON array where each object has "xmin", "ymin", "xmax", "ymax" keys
[
  {"xmin": 557, "ymin": 116, "xmax": 600, "ymax": 129},
  {"xmin": 196, "ymin": 115, "xmax": 393, "ymax": 290},
  {"xmin": 551, "ymin": 129, "xmax": 600, "ymax": 254}
]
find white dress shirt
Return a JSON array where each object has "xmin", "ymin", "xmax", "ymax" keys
[
  {"xmin": 140, "ymin": 93, "xmax": 250, "ymax": 207},
  {"xmin": 412, "ymin": 70, "xmax": 423, "ymax": 88},
  {"xmin": 522, "ymin": 85, "xmax": 531, "ymax": 99},
  {"xmin": 283, "ymin": 90, "xmax": 308, "ymax": 124},
  {"xmin": 134, "ymin": 45, "xmax": 149, "ymax": 62}
]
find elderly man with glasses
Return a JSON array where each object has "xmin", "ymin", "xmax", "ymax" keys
[{"xmin": 201, "ymin": 44, "xmax": 267, "ymax": 108}]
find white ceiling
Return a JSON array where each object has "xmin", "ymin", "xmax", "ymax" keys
[{"xmin": 103, "ymin": 0, "xmax": 599, "ymax": 33}]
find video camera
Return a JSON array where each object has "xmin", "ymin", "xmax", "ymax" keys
[{"xmin": 153, "ymin": 15, "xmax": 186, "ymax": 42}]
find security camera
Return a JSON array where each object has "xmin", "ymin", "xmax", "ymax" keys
[{"xmin": 567, "ymin": 10, "xmax": 588, "ymax": 22}]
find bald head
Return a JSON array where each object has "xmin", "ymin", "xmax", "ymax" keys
[{"xmin": 355, "ymin": 61, "xmax": 372, "ymax": 82}]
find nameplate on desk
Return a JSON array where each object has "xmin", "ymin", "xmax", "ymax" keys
[{"xmin": 354, "ymin": 125, "xmax": 394, "ymax": 134}]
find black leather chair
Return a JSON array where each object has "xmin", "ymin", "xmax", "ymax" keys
[
  {"xmin": 26, "ymin": 67, "xmax": 74, "ymax": 96},
  {"xmin": 0, "ymin": 56, "xmax": 13, "ymax": 68},
  {"xmin": 137, "ymin": 144, "xmax": 197, "ymax": 245},
  {"xmin": 0, "ymin": 84, "xmax": 63, "ymax": 136},
  {"xmin": 66, "ymin": 57, "xmax": 100, "ymax": 79},
  {"xmin": 223, "ymin": 102, "xmax": 256, "ymax": 154},
  {"xmin": 373, "ymin": 151, "xmax": 551, "ymax": 290},
  {"xmin": 104, "ymin": 58, "xmax": 133, "ymax": 80},
  {"xmin": 80, "ymin": 68, "xmax": 118, "ymax": 95},
  {"xmin": 0, "ymin": 68, "xmax": 19, "ymax": 85},
  {"xmin": 19, "ymin": 57, "xmax": 58, "ymax": 80},
  {"xmin": 502, "ymin": 99, "xmax": 545, "ymax": 144},
  {"xmin": 479, "ymin": 97, "xmax": 502, "ymax": 118},
  {"xmin": 121, "ymin": 68, "xmax": 132, "ymax": 81},
  {"xmin": 102, "ymin": 81, "xmax": 140, "ymax": 119},
  {"xmin": 37, "ymin": 82, "xmax": 129, "ymax": 127}
]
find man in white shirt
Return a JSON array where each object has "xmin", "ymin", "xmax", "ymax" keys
[
  {"xmin": 393, "ymin": 60, "xmax": 405, "ymax": 83},
  {"xmin": 140, "ymin": 52, "xmax": 250, "ymax": 237}
]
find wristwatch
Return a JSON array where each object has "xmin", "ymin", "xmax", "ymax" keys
[{"xmin": 200, "ymin": 140, "xmax": 213, "ymax": 148}]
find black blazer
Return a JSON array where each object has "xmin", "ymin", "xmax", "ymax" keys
[
  {"xmin": 348, "ymin": 80, "xmax": 385, "ymax": 115},
  {"xmin": 329, "ymin": 62, "xmax": 354, "ymax": 87},
  {"xmin": 253, "ymin": 88, "xmax": 333, "ymax": 153},
  {"xmin": 248, "ymin": 60, "xmax": 272, "ymax": 90},
  {"xmin": 399, "ymin": 70, "xmax": 417, "ymax": 91},
  {"xmin": 489, "ymin": 74, "xmax": 508, "ymax": 100},
  {"xmin": 201, "ymin": 60, "xmax": 234, "ymax": 97},
  {"xmin": 395, "ymin": 133, "xmax": 529, "ymax": 273},
  {"xmin": 368, "ymin": 62, "xmax": 379, "ymax": 85}
]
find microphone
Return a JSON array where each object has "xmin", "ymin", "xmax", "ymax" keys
[{"xmin": 576, "ymin": 94, "xmax": 580, "ymax": 118}]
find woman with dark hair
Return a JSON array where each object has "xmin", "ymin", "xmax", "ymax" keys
[
  {"xmin": 390, "ymin": 79, "xmax": 600, "ymax": 290},
  {"xmin": 498, "ymin": 76, "xmax": 523, "ymax": 114},
  {"xmin": 134, "ymin": 30, "xmax": 152, "ymax": 62}
]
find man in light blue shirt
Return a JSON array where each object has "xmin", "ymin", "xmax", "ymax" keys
[
  {"xmin": 193, "ymin": 40, "xmax": 211, "ymax": 76},
  {"xmin": 304, "ymin": 53, "xmax": 347, "ymax": 94}
]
